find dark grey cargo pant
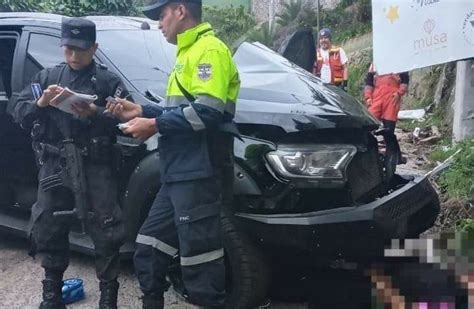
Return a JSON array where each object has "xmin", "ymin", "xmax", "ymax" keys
[
  {"xmin": 30, "ymin": 158, "xmax": 126, "ymax": 282},
  {"xmin": 134, "ymin": 134, "xmax": 234, "ymax": 307},
  {"xmin": 133, "ymin": 177, "xmax": 226, "ymax": 307}
]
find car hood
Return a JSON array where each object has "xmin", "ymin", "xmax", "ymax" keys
[{"xmin": 233, "ymin": 42, "xmax": 379, "ymax": 132}]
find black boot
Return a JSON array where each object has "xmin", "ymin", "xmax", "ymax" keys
[
  {"xmin": 142, "ymin": 293, "xmax": 164, "ymax": 309},
  {"xmin": 39, "ymin": 279, "xmax": 66, "ymax": 309},
  {"xmin": 99, "ymin": 280, "xmax": 119, "ymax": 309}
]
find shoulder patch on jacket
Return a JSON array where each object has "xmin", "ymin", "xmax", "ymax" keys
[
  {"xmin": 31, "ymin": 83, "xmax": 43, "ymax": 100},
  {"xmin": 197, "ymin": 63, "xmax": 212, "ymax": 81},
  {"xmin": 114, "ymin": 86, "xmax": 123, "ymax": 98}
]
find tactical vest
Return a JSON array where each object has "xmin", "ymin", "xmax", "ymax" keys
[{"xmin": 34, "ymin": 63, "xmax": 115, "ymax": 144}]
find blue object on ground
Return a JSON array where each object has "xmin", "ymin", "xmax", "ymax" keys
[{"xmin": 62, "ymin": 278, "xmax": 85, "ymax": 304}]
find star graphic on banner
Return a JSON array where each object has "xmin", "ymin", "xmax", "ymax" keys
[{"xmin": 386, "ymin": 6, "xmax": 400, "ymax": 24}]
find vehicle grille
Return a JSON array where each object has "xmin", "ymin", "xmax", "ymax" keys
[
  {"xmin": 378, "ymin": 179, "xmax": 437, "ymax": 221},
  {"xmin": 346, "ymin": 147, "xmax": 383, "ymax": 201}
]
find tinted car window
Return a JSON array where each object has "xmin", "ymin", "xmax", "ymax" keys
[
  {"xmin": 27, "ymin": 33, "xmax": 62, "ymax": 69},
  {"xmin": 24, "ymin": 33, "xmax": 62, "ymax": 85},
  {"xmin": 0, "ymin": 38, "xmax": 17, "ymax": 98},
  {"xmin": 97, "ymin": 30, "xmax": 175, "ymax": 96}
]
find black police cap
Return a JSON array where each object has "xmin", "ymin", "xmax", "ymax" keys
[
  {"xmin": 142, "ymin": 0, "xmax": 202, "ymax": 21},
  {"xmin": 60, "ymin": 17, "xmax": 96, "ymax": 50}
]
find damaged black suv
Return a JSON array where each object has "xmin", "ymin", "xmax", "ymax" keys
[{"xmin": 0, "ymin": 13, "xmax": 440, "ymax": 308}]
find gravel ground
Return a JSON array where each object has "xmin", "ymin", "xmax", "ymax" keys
[
  {"xmin": 0, "ymin": 235, "xmax": 309, "ymax": 309},
  {"xmin": 0, "ymin": 235, "xmax": 197, "ymax": 309}
]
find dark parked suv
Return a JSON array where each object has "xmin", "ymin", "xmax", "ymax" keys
[{"xmin": 0, "ymin": 13, "xmax": 440, "ymax": 307}]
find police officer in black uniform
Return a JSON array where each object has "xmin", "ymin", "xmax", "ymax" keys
[{"xmin": 12, "ymin": 17, "xmax": 128, "ymax": 309}]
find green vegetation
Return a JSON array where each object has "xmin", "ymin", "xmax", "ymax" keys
[
  {"xmin": 2, "ymin": 0, "xmax": 140, "ymax": 16},
  {"xmin": 316, "ymin": 0, "xmax": 371, "ymax": 43},
  {"xmin": 203, "ymin": 5, "xmax": 255, "ymax": 47},
  {"xmin": 276, "ymin": 0, "xmax": 303, "ymax": 27},
  {"xmin": 247, "ymin": 23, "xmax": 275, "ymax": 47},
  {"xmin": 204, "ymin": 0, "xmax": 249, "ymax": 10},
  {"xmin": 430, "ymin": 139, "xmax": 474, "ymax": 201},
  {"xmin": 397, "ymin": 111, "xmax": 446, "ymax": 132},
  {"xmin": 2, "ymin": 0, "xmax": 255, "ymax": 48},
  {"xmin": 347, "ymin": 61, "xmax": 368, "ymax": 101},
  {"xmin": 457, "ymin": 219, "xmax": 474, "ymax": 233},
  {"xmin": 396, "ymin": 64, "xmax": 453, "ymax": 132},
  {"xmin": 241, "ymin": 0, "xmax": 373, "ymax": 50}
]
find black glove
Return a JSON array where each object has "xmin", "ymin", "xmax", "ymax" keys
[{"xmin": 340, "ymin": 80, "xmax": 348, "ymax": 92}]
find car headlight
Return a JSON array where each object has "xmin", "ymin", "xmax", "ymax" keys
[{"xmin": 266, "ymin": 144, "xmax": 357, "ymax": 183}]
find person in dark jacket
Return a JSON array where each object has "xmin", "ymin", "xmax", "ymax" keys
[{"xmin": 11, "ymin": 17, "xmax": 128, "ymax": 309}]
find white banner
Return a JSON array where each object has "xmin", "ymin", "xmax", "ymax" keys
[{"xmin": 372, "ymin": 0, "xmax": 474, "ymax": 74}]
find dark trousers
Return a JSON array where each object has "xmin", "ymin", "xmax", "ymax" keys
[
  {"xmin": 30, "ymin": 160, "xmax": 125, "ymax": 282},
  {"xmin": 133, "ymin": 177, "xmax": 226, "ymax": 307},
  {"xmin": 382, "ymin": 119, "xmax": 397, "ymax": 134}
]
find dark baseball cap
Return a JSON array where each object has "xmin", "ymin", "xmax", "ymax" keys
[
  {"xmin": 142, "ymin": 0, "xmax": 202, "ymax": 21},
  {"xmin": 60, "ymin": 17, "xmax": 96, "ymax": 50},
  {"xmin": 319, "ymin": 28, "xmax": 332, "ymax": 39}
]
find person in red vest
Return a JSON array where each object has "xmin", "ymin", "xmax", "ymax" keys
[
  {"xmin": 312, "ymin": 28, "xmax": 349, "ymax": 91},
  {"xmin": 364, "ymin": 63, "xmax": 409, "ymax": 133}
]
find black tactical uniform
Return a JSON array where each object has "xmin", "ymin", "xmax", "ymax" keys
[{"xmin": 11, "ymin": 17, "xmax": 128, "ymax": 309}]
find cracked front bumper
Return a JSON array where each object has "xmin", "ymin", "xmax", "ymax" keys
[{"xmin": 235, "ymin": 175, "xmax": 440, "ymax": 259}]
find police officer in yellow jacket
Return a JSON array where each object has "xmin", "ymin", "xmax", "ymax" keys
[{"xmin": 107, "ymin": 1, "xmax": 240, "ymax": 308}]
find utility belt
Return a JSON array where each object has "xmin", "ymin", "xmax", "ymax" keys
[{"xmin": 33, "ymin": 136, "xmax": 115, "ymax": 166}]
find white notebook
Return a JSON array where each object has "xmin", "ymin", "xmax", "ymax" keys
[{"xmin": 50, "ymin": 87, "xmax": 97, "ymax": 115}]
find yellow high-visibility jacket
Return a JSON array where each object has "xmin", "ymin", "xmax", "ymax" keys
[{"xmin": 142, "ymin": 22, "xmax": 240, "ymax": 182}]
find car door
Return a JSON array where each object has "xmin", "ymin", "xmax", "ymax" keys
[
  {"xmin": 0, "ymin": 30, "xmax": 23, "ymax": 207},
  {"xmin": 0, "ymin": 31, "xmax": 19, "ymax": 115},
  {"xmin": 0, "ymin": 27, "xmax": 64, "ymax": 210},
  {"xmin": 12, "ymin": 27, "xmax": 63, "ymax": 94}
]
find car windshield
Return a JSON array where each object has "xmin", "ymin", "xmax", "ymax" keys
[{"xmin": 97, "ymin": 29, "xmax": 176, "ymax": 95}]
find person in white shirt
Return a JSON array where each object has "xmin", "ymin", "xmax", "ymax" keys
[{"xmin": 312, "ymin": 28, "xmax": 349, "ymax": 91}]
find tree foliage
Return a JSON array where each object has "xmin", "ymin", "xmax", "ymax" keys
[
  {"xmin": 276, "ymin": 0, "xmax": 303, "ymax": 27},
  {"xmin": 2, "ymin": 1, "xmax": 255, "ymax": 48},
  {"xmin": 245, "ymin": 21, "xmax": 277, "ymax": 47},
  {"xmin": 272, "ymin": 0, "xmax": 372, "ymax": 44},
  {"xmin": 319, "ymin": 0, "xmax": 372, "ymax": 43},
  {"xmin": 1, "ymin": 0, "xmax": 141, "ymax": 16},
  {"xmin": 202, "ymin": 5, "xmax": 255, "ymax": 47}
]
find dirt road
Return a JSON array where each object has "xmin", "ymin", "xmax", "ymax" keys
[
  {"xmin": 0, "ymin": 235, "xmax": 309, "ymax": 308},
  {"xmin": 0, "ymin": 235, "xmax": 195, "ymax": 309}
]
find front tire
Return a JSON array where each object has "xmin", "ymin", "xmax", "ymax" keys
[
  {"xmin": 168, "ymin": 211, "xmax": 270, "ymax": 308},
  {"xmin": 222, "ymin": 211, "xmax": 270, "ymax": 308}
]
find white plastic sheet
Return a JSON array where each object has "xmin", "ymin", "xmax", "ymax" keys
[{"xmin": 398, "ymin": 109, "xmax": 426, "ymax": 120}]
